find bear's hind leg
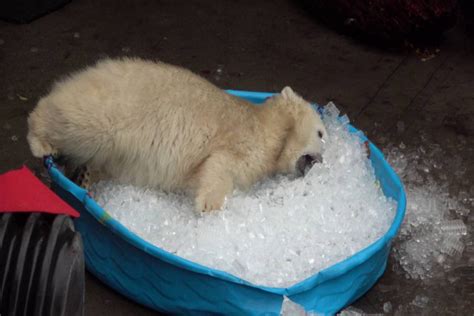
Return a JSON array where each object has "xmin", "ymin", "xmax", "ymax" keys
[{"xmin": 70, "ymin": 165, "xmax": 107, "ymax": 192}]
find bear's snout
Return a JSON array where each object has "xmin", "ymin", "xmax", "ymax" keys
[{"xmin": 296, "ymin": 154, "xmax": 322, "ymax": 176}]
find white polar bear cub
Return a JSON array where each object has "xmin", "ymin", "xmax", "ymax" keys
[{"xmin": 27, "ymin": 58, "xmax": 327, "ymax": 212}]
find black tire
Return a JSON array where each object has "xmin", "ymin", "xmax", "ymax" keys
[{"xmin": 0, "ymin": 212, "xmax": 84, "ymax": 316}]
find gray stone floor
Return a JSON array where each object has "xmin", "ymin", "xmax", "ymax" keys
[{"xmin": 0, "ymin": 0, "xmax": 472, "ymax": 315}]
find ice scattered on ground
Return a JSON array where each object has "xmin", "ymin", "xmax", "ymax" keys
[
  {"xmin": 92, "ymin": 102, "xmax": 396, "ymax": 287},
  {"xmin": 410, "ymin": 295, "xmax": 430, "ymax": 308},
  {"xmin": 384, "ymin": 143, "xmax": 470, "ymax": 280},
  {"xmin": 337, "ymin": 306, "xmax": 366, "ymax": 316},
  {"xmin": 280, "ymin": 297, "xmax": 317, "ymax": 316},
  {"xmin": 382, "ymin": 301, "xmax": 392, "ymax": 313}
]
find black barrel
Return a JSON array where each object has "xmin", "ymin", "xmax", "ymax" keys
[{"xmin": 0, "ymin": 212, "xmax": 84, "ymax": 316}]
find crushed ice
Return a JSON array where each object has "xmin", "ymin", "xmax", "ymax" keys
[
  {"xmin": 384, "ymin": 143, "xmax": 470, "ymax": 280},
  {"xmin": 280, "ymin": 297, "xmax": 317, "ymax": 316},
  {"xmin": 92, "ymin": 102, "xmax": 397, "ymax": 287}
]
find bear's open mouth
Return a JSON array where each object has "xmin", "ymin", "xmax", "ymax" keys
[{"xmin": 296, "ymin": 154, "xmax": 322, "ymax": 176}]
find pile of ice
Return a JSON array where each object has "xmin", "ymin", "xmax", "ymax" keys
[
  {"xmin": 92, "ymin": 103, "xmax": 397, "ymax": 287},
  {"xmin": 384, "ymin": 142, "xmax": 470, "ymax": 280},
  {"xmin": 280, "ymin": 297, "xmax": 318, "ymax": 316}
]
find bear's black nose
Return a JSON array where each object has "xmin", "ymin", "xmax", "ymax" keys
[{"xmin": 296, "ymin": 154, "xmax": 322, "ymax": 176}]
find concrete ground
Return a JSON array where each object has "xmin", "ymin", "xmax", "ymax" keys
[{"xmin": 0, "ymin": 0, "xmax": 472, "ymax": 315}]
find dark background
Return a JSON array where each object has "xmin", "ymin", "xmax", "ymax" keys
[{"xmin": 0, "ymin": 0, "xmax": 473, "ymax": 314}]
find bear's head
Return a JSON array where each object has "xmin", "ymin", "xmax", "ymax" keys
[{"xmin": 266, "ymin": 86, "xmax": 327, "ymax": 177}]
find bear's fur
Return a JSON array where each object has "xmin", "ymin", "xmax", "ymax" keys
[{"xmin": 27, "ymin": 58, "xmax": 327, "ymax": 211}]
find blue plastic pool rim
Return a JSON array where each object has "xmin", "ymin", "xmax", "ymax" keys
[{"xmin": 46, "ymin": 89, "xmax": 406, "ymax": 296}]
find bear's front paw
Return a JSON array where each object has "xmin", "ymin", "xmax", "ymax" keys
[{"xmin": 195, "ymin": 190, "xmax": 226, "ymax": 212}]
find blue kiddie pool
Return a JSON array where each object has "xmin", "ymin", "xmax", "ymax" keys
[{"xmin": 46, "ymin": 90, "xmax": 406, "ymax": 315}]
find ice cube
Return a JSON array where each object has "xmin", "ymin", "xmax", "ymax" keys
[
  {"xmin": 324, "ymin": 101, "xmax": 340, "ymax": 117},
  {"xmin": 383, "ymin": 301, "xmax": 392, "ymax": 313},
  {"xmin": 440, "ymin": 219, "xmax": 467, "ymax": 235},
  {"xmin": 280, "ymin": 296, "xmax": 316, "ymax": 316},
  {"xmin": 411, "ymin": 295, "xmax": 429, "ymax": 308},
  {"xmin": 338, "ymin": 306, "xmax": 365, "ymax": 316}
]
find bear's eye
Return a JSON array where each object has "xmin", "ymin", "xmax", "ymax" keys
[{"xmin": 318, "ymin": 130, "xmax": 323, "ymax": 139}]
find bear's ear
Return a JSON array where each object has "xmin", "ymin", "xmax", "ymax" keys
[{"xmin": 281, "ymin": 86, "xmax": 300, "ymax": 101}]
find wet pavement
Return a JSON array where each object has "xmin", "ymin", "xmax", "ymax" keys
[{"xmin": 0, "ymin": 0, "xmax": 472, "ymax": 315}]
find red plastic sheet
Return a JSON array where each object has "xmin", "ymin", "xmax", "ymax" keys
[{"xmin": 0, "ymin": 165, "xmax": 79, "ymax": 217}]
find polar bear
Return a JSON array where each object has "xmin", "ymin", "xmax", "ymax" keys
[{"xmin": 27, "ymin": 58, "xmax": 327, "ymax": 212}]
